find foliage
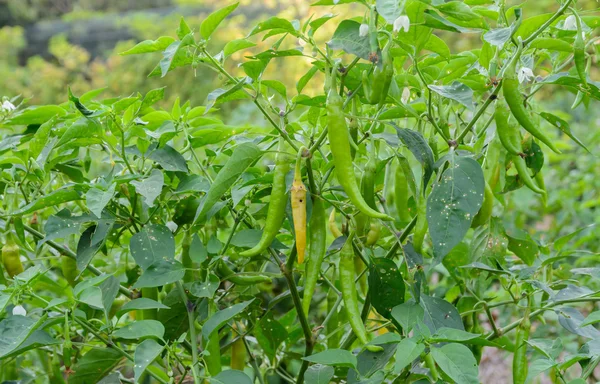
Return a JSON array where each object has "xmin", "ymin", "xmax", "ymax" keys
[{"xmin": 1, "ymin": 1, "xmax": 600, "ymax": 383}]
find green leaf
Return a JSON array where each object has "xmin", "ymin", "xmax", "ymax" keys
[
  {"xmin": 424, "ymin": 34, "xmax": 451, "ymax": 60},
  {"xmin": 29, "ymin": 115, "xmax": 57, "ymax": 160},
  {"xmin": 6, "ymin": 105, "xmax": 67, "ymax": 125},
  {"xmin": 201, "ymin": 3, "xmax": 240, "ymax": 40},
  {"xmin": 176, "ymin": 17, "xmax": 192, "ymax": 40},
  {"xmin": 430, "ymin": 327, "xmax": 481, "ymax": 343},
  {"xmin": 327, "ymin": 20, "xmax": 371, "ymax": 61},
  {"xmin": 202, "ymin": 300, "xmax": 254, "ymax": 341},
  {"xmin": 436, "ymin": 1, "xmax": 480, "ymax": 22},
  {"xmin": 130, "ymin": 224, "xmax": 175, "ymax": 270},
  {"xmin": 394, "ymin": 125, "xmax": 435, "ymax": 189},
  {"xmin": 376, "ymin": 0, "xmax": 405, "ymax": 24},
  {"xmin": 427, "ymin": 154, "xmax": 485, "ymax": 260},
  {"xmin": 470, "ymin": 217, "xmax": 508, "ymax": 262},
  {"xmin": 118, "ymin": 298, "xmax": 169, "ymax": 317},
  {"xmin": 211, "ymin": 370, "xmax": 253, "ymax": 384},
  {"xmin": 248, "ymin": 17, "xmax": 298, "ymax": 37},
  {"xmin": 368, "ymin": 258, "xmax": 405, "ymax": 319},
  {"xmin": 528, "ymin": 38, "xmax": 573, "ymax": 52},
  {"xmin": 308, "ymin": 13, "xmax": 336, "ymax": 37},
  {"xmin": 139, "ymin": 87, "xmax": 166, "ymax": 112},
  {"xmin": 195, "ymin": 143, "xmax": 263, "ymax": 222},
  {"xmin": 14, "ymin": 189, "xmax": 82, "ymax": 215},
  {"xmin": 255, "ymin": 312, "xmax": 288, "ymax": 360},
  {"xmin": 158, "ymin": 290, "xmax": 189, "ymax": 341},
  {"xmin": 540, "ymin": 112, "xmax": 589, "ymax": 152},
  {"xmin": 86, "ymin": 183, "xmax": 116, "ymax": 218},
  {"xmin": 0, "ymin": 330, "xmax": 59, "ymax": 360},
  {"xmin": 186, "ymin": 273, "xmax": 220, "ymax": 299},
  {"xmin": 431, "ymin": 343, "xmax": 479, "ymax": 384},
  {"xmin": 113, "ymin": 320, "xmax": 165, "ymax": 340},
  {"xmin": 134, "ymin": 259, "xmax": 186, "ymax": 288},
  {"xmin": 514, "ymin": 13, "xmax": 552, "ymax": 41},
  {"xmin": 131, "ymin": 169, "xmax": 164, "ymax": 207},
  {"xmin": 223, "ymin": 38, "xmax": 256, "ymax": 57},
  {"xmin": 69, "ymin": 348, "xmax": 123, "ymax": 384},
  {"xmin": 0, "ymin": 316, "xmax": 42, "ymax": 358},
  {"xmin": 394, "ymin": 338, "xmax": 425, "ymax": 373},
  {"xmin": 56, "ymin": 118, "xmax": 103, "ymax": 147},
  {"xmin": 525, "ymin": 358, "xmax": 557, "ymax": 384},
  {"xmin": 391, "ymin": 301, "xmax": 424, "ymax": 332},
  {"xmin": 148, "ymin": 144, "xmax": 189, "ymax": 172},
  {"xmin": 483, "ymin": 27, "xmax": 512, "ymax": 47},
  {"xmin": 302, "ymin": 349, "xmax": 357, "ymax": 369},
  {"xmin": 134, "ymin": 339, "xmax": 163, "ymax": 383},
  {"xmin": 304, "ymin": 364, "xmax": 335, "ymax": 384},
  {"xmin": 120, "ymin": 36, "xmax": 176, "ymax": 55},
  {"xmin": 159, "ymin": 34, "xmax": 194, "ymax": 78},
  {"xmin": 429, "ymin": 81, "xmax": 474, "ymax": 110},
  {"xmin": 77, "ymin": 223, "xmax": 113, "ymax": 271},
  {"xmin": 420, "ymin": 294, "xmax": 464, "ymax": 332},
  {"xmin": 354, "ymin": 342, "xmax": 397, "ymax": 378},
  {"xmin": 506, "ymin": 230, "xmax": 539, "ymax": 265}
]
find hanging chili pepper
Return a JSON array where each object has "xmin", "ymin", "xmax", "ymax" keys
[
  {"xmin": 495, "ymin": 101, "xmax": 523, "ymax": 156},
  {"xmin": 329, "ymin": 209, "xmax": 343, "ymax": 238},
  {"xmin": 502, "ymin": 40, "xmax": 560, "ymax": 153},
  {"xmin": 471, "ymin": 181, "xmax": 494, "ymax": 228},
  {"xmin": 181, "ymin": 230, "xmax": 194, "ymax": 283},
  {"xmin": 291, "ymin": 147, "xmax": 307, "ymax": 264},
  {"xmin": 63, "ymin": 311, "xmax": 74, "ymax": 375},
  {"xmin": 2, "ymin": 233, "xmax": 23, "ymax": 278},
  {"xmin": 362, "ymin": 36, "xmax": 394, "ymax": 108},
  {"xmin": 534, "ymin": 170, "xmax": 547, "ymax": 206},
  {"xmin": 339, "ymin": 232, "xmax": 382, "ymax": 352},
  {"xmin": 327, "ymin": 267, "xmax": 340, "ymax": 349},
  {"xmin": 215, "ymin": 260, "xmax": 271, "ymax": 286},
  {"xmin": 512, "ymin": 301, "xmax": 531, "ymax": 384},
  {"xmin": 205, "ymin": 301, "xmax": 222, "ymax": 376},
  {"xmin": 513, "ymin": 155, "xmax": 545, "ymax": 195},
  {"xmin": 302, "ymin": 197, "xmax": 327, "ymax": 317},
  {"xmin": 412, "ymin": 195, "xmax": 428, "ymax": 254},
  {"xmin": 61, "ymin": 257, "xmax": 78, "ymax": 287},
  {"xmin": 327, "ymin": 67, "xmax": 392, "ymax": 221},
  {"xmin": 349, "ymin": 99, "xmax": 359, "ymax": 160},
  {"xmin": 394, "ymin": 159, "xmax": 413, "ymax": 223},
  {"xmin": 241, "ymin": 137, "xmax": 290, "ymax": 257},
  {"xmin": 230, "ymin": 325, "xmax": 246, "ymax": 370}
]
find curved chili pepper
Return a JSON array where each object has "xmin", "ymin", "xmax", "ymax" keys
[
  {"xmin": 512, "ymin": 305, "xmax": 531, "ymax": 384},
  {"xmin": 241, "ymin": 138, "xmax": 290, "ymax": 257},
  {"xmin": 471, "ymin": 181, "xmax": 494, "ymax": 228},
  {"xmin": 349, "ymin": 99, "xmax": 359, "ymax": 160},
  {"xmin": 362, "ymin": 39, "xmax": 394, "ymax": 108},
  {"xmin": 394, "ymin": 160, "xmax": 413, "ymax": 223},
  {"xmin": 291, "ymin": 148, "xmax": 307, "ymax": 263},
  {"xmin": 495, "ymin": 101, "xmax": 523, "ymax": 156},
  {"xmin": 302, "ymin": 197, "xmax": 327, "ymax": 317},
  {"xmin": 230, "ymin": 325, "xmax": 246, "ymax": 370},
  {"xmin": 327, "ymin": 267, "xmax": 340, "ymax": 349},
  {"xmin": 365, "ymin": 223, "xmax": 381, "ymax": 246},
  {"xmin": 356, "ymin": 156, "xmax": 377, "ymax": 238},
  {"xmin": 329, "ymin": 209, "xmax": 343, "ymax": 238},
  {"xmin": 573, "ymin": 12, "xmax": 587, "ymax": 86},
  {"xmin": 412, "ymin": 195, "xmax": 428, "ymax": 254},
  {"xmin": 205, "ymin": 301, "xmax": 222, "ymax": 376},
  {"xmin": 534, "ymin": 170, "xmax": 547, "ymax": 206},
  {"xmin": 502, "ymin": 41, "xmax": 560, "ymax": 154},
  {"xmin": 513, "ymin": 155, "xmax": 545, "ymax": 195},
  {"xmin": 61, "ymin": 257, "xmax": 78, "ymax": 287},
  {"xmin": 2, "ymin": 233, "xmax": 23, "ymax": 278},
  {"xmin": 327, "ymin": 67, "xmax": 392, "ymax": 221},
  {"xmin": 215, "ymin": 260, "xmax": 271, "ymax": 286},
  {"xmin": 339, "ymin": 233, "xmax": 382, "ymax": 352}
]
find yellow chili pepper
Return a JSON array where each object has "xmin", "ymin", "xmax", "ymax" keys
[
  {"xmin": 291, "ymin": 148, "xmax": 307, "ymax": 263},
  {"xmin": 329, "ymin": 209, "xmax": 343, "ymax": 238}
]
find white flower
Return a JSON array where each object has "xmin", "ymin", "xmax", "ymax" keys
[
  {"xmin": 1, "ymin": 100, "xmax": 15, "ymax": 111},
  {"xmin": 564, "ymin": 15, "xmax": 576, "ymax": 30},
  {"xmin": 401, "ymin": 87, "xmax": 411, "ymax": 103},
  {"xmin": 518, "ymin": 67, "xmax": 535, "ymax": 84},
  {"xmin": 393, "ymin": 15, "xmax": 410, "ymax": 33},
  {"xmin": 359, "ymin": 23, "xmax": 369, "ymax": 37},
  {"xmin": 13, "ymin": 305, "xmax": 26, "ymax": 316},
  {"xmin": 298, "ymin": 39, "xmax": 306, "ymax": 47},
  {"xmin": 166, "ymin": 221, "xmax": 178, "ymax": 233}
]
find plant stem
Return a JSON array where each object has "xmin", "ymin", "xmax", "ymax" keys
[
  {"xmin": 176, "ymin": 281, "xmax": 200, "ymax": 384},
  {"xmin": 456, "ymin": 82, "xmax": 502, "ymax": 143},
  {"xmin": 522, "ymin": 0, "xmax": 575, "ymax": 46}
]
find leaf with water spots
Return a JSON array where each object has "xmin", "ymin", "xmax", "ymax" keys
[
  {"xmin": 129, "ymin": 224, "xmax": 175, "ymax": 270},
  {"xmin": 427, "ymin": 154, "xmax": 484, "ymax": 260},
  {"xmin": 134, "ymin": 339, "xmax": 164, "ymax": 382}
]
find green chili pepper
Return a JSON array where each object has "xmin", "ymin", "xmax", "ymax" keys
[
  {"xmin": 362, "ymin": 39, "xmax": 394, "ymax": 108},
  {"xmin": 339, "ymin": 232, "xmax": 382, "ymax": 352},
  {"xmin": 573, "ymin": 12, "xmax": 587, "ymax": 86},
  {"xmin": 83, "ymin": 148, "xmax": 92, "ymax": 173},
  {"xmin": 327, "ymin": 267, "xmax": 340, "ymax": 349},
  {"xmin": 2, "ymin": 233, "xmax": 23, "ymax": 278},
  {"xmin": 368, "ymin": 6, "xmax": 378, "ymax": 62},
  {"xmin": 63, "ymin": 312, "xmax": 73, "ymax": 372},
  {"xmin": 182, "ymin": 230, "xmax": 194, "ymax": 283},
  {"xmin": 349, "ymin": 99, "xmax": 359, "ymax": 160},
  {"xmin": 327, "ymin": 67, "xmax": 392, "ymax": 221},
  {"xmin": 495, "ymin": 101, "xmax": 523, "ymax": 156},
  {"xmin": 534, "ymin": 170, "xmax": 547, "ymax": 206},
  {"xmin": 291, "ymin": 148, "xmax": 308, "ymax": 264},
  {"xmin": 356, "ymin": 156, "xmax": 377, "ymax": 238},
  {"xmin": 241, "ymin": 138, "xmax": 290, "ymax": 257},
  {"xmin": 215, "ymin": 260, "xmax": 271, "ymax": 286},
  {"xmin": 413, "ymin": 195, "xmax": 428, "ymax": 254},
  {"xmin": 513, "ymin": 155, "xmax": 545, "ymax": 195},
  {"xmin": 512, "ymin": 305, "xmax": 531, "ymax": 384},
  {"xmin": 302, "ymin": 197, "xmax": 327, "ymax": 317},
  {"xmin": 205, "ymin": 301, "xmax": 222, "ymax": 376},
  {"xmin": 502, "ymin": 41, "xmax": 560, "ymax": 154},
  {"xmin": 230, "ymin": 324, "xmax": 246, "ymax": 370},
  {"xmin": 471, "ymin": 181, "xmax": 494, "ymax": 228},
  {"xmin": 394, "ymin": 160, "xmax": 413, "ymax": 223},
  {"xmin": 61, "ymin": 257, "xmax": 78, "ymax": 287}
]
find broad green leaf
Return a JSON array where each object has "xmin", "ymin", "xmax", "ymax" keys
[
  {"xmin": 134, "ymin": 259, "xmax": 186, "ymax": 288},
  {"xmin": 195, "ymin": 143, "xmax": 263, "ymax": 222},
  {"xmin": 139, "ymin": 87, "xmax": 166, "ymax": 112},
  {"xmin": 56, "ymin": 118, "xmax": 102, "ymax": 147},
  {"xmin": 581, "ymin": 311, "xmax": 600, "ymax": 327},
  {"xmin": 131, "ymin": 169, "xmax": 164, "ymax": 207},
  {"xmin": 6, "ymin": 105, "xmax": 67, "ymax": 125},
  {"xmin": 120, "ymin": 36, "xmax": 175, "ymax": 55},
  {"xmin": 77, "ymin": 286, "xmax": 104, "ymax": 309},
  {"xmin": 211, "ymin": 370, "xmax": 253, "ymax": 384},
  {"xmin": 176, "ymin": 17, "xmax": 192, "ymax": 40},
  {"xmin": 118, "ymin": 298, "xmax": 170, "ymax": 317},
  {"xmin": 0, "ymin": 316, "xmax": 42, "ymax": 358},
  {"xmin": 304, "ymin": 364, "xmax": 335, "ymax": 384},
  {"xmin": 202, "ymin": 300, "xmax": 254, "ymax": 341},
  {"xmin": 159, "ymin": 34, "xmax": 194, "ymax": 78},
  {"xmin": 201, "ymin": 3, "xmax": 239, "ymax": 39},
  {"xmin": 524, "ymin": 358, "xmax": 557, "ymax": 384},
  {"xmin": 186, "ymin": 273, "xmax": 220, "ymax": 299},
  {"xmin": 308, "ymin": 13, "xmax": 336, "ymax": 37},
  {"xmin": 427, "ymin": 154, "xmax": 484, "ymax": 260},
  {"xmin": 483, "ymin": 27, "xmax": 512, "ymax": 47},
  {"xmin": 506, "ymin": 230, "xmax": 539, "ymax": 265},
  {"xmin": 429, "ymin": 81, "xmax": 474, "ymax": 110},
  {"xmin": 100, "ymin": 275, "xmax": 120, "ymax": 317},
  {"xmin": 76, "ymin": 225, "xmax": 105, "ymax": 271},
  {"xmin": 436, "ymin": 1, "xmax": 480, "ymax": 22},
  {"xmin": 430, "ymin": 327, "xmax": 481, "ymax": 343},
  {"xmin": 394, "ymin": 338, "xmax": 425, "ymax": 373},
  {"xmin": 223, "ymin": 38, "xmax": 256, "ymax": 57},
  {"xmin": 420, "ymin": 294, "xmax": 464, "ymax": 332},
  {"xmin": 391, "ymin": 301, "xmax": 424, "ymax": 332},
  {"xmin": 0, "ymin": 330, "xmax": 58, "ymax": 360},
  {"xmin": 130, "ymin": 224, "xmax": 175, "ymax": 270},
  {"xmin": 248, "ymin": 17, "xmax": 298, "ymax": 37},
  {"xmin": 14, "ymin": 189, "xmax": 82, "ymax": 215},
  {"xmin": 41, "ymin": 210, "xmax": 90, "ymax": 244},
  {"xmin": 355, "ymin": 342, "xmax": 397, "ymax": 378},
  {"xmin": 327, "ymin": 20, "xmax": 371, "ymax": 61},
  {"xmin": 158, "ymin": 290, "xmax": 189, "ymax": 341},
  {"xmin": 540, "ymin": 112, "xmax": 589, "ymax": 152},
  {"xmin": 528, "ymin": 38, "xmax": 574, "ymax": 52},
  {"xmin": 148, "ymin": 144, "xmax": 189, "ymax": 172},
  {"xmin": 470, "ymin": 217, "xmax": 508, "ymax": 262},
  {"xmin": 557, "ymin": 307, "xmax": 600, "ymax": 339},
  {"xmin": 302, "ymin": 349, "xmax": 357, "ymax": 369},
  {"xmin": 134, "ymin": 339, "xmax": 164, "ymax": 383},
  {"xmin": 113, "ymin": 320, "xmax": 165, "ymax": 340},
  {"xmin": 431, "ymin": 343, "xmax": 479, "ymax": 384},
  {"xmin": 205, "ymin": 78, "xmax": 252, "ymax": 110},
  {"xmin": 86, "ymin": 183, "xmax": 116, "ymax": 218},
  {"xmin": 69, "ymin": 348, "xmax": 123, "ymax": 384},
  {"xmin": 255, "ymin": 312, "xmax": 288, "ymax": 360},
  {"xmin": 394, "ymin": 125, "xmax": 435, "ymax": 189},
  {"xmin": 514, "ymin": 13, "xmax": 552, "ymax": 41},
  {"xmin": 377, "ymin": 0, "xmax": 406, "ymax": 24},
  {"xmin": 368, "ymin": 258, "xmax": 405, "ymax": 319},
  {"xmin": 424, "ymin": 34, "xmax": 451, "ymax": 60},
  {"xmin": 29, "ymin": 115, "xmax": 57, "ymax": 160}
]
